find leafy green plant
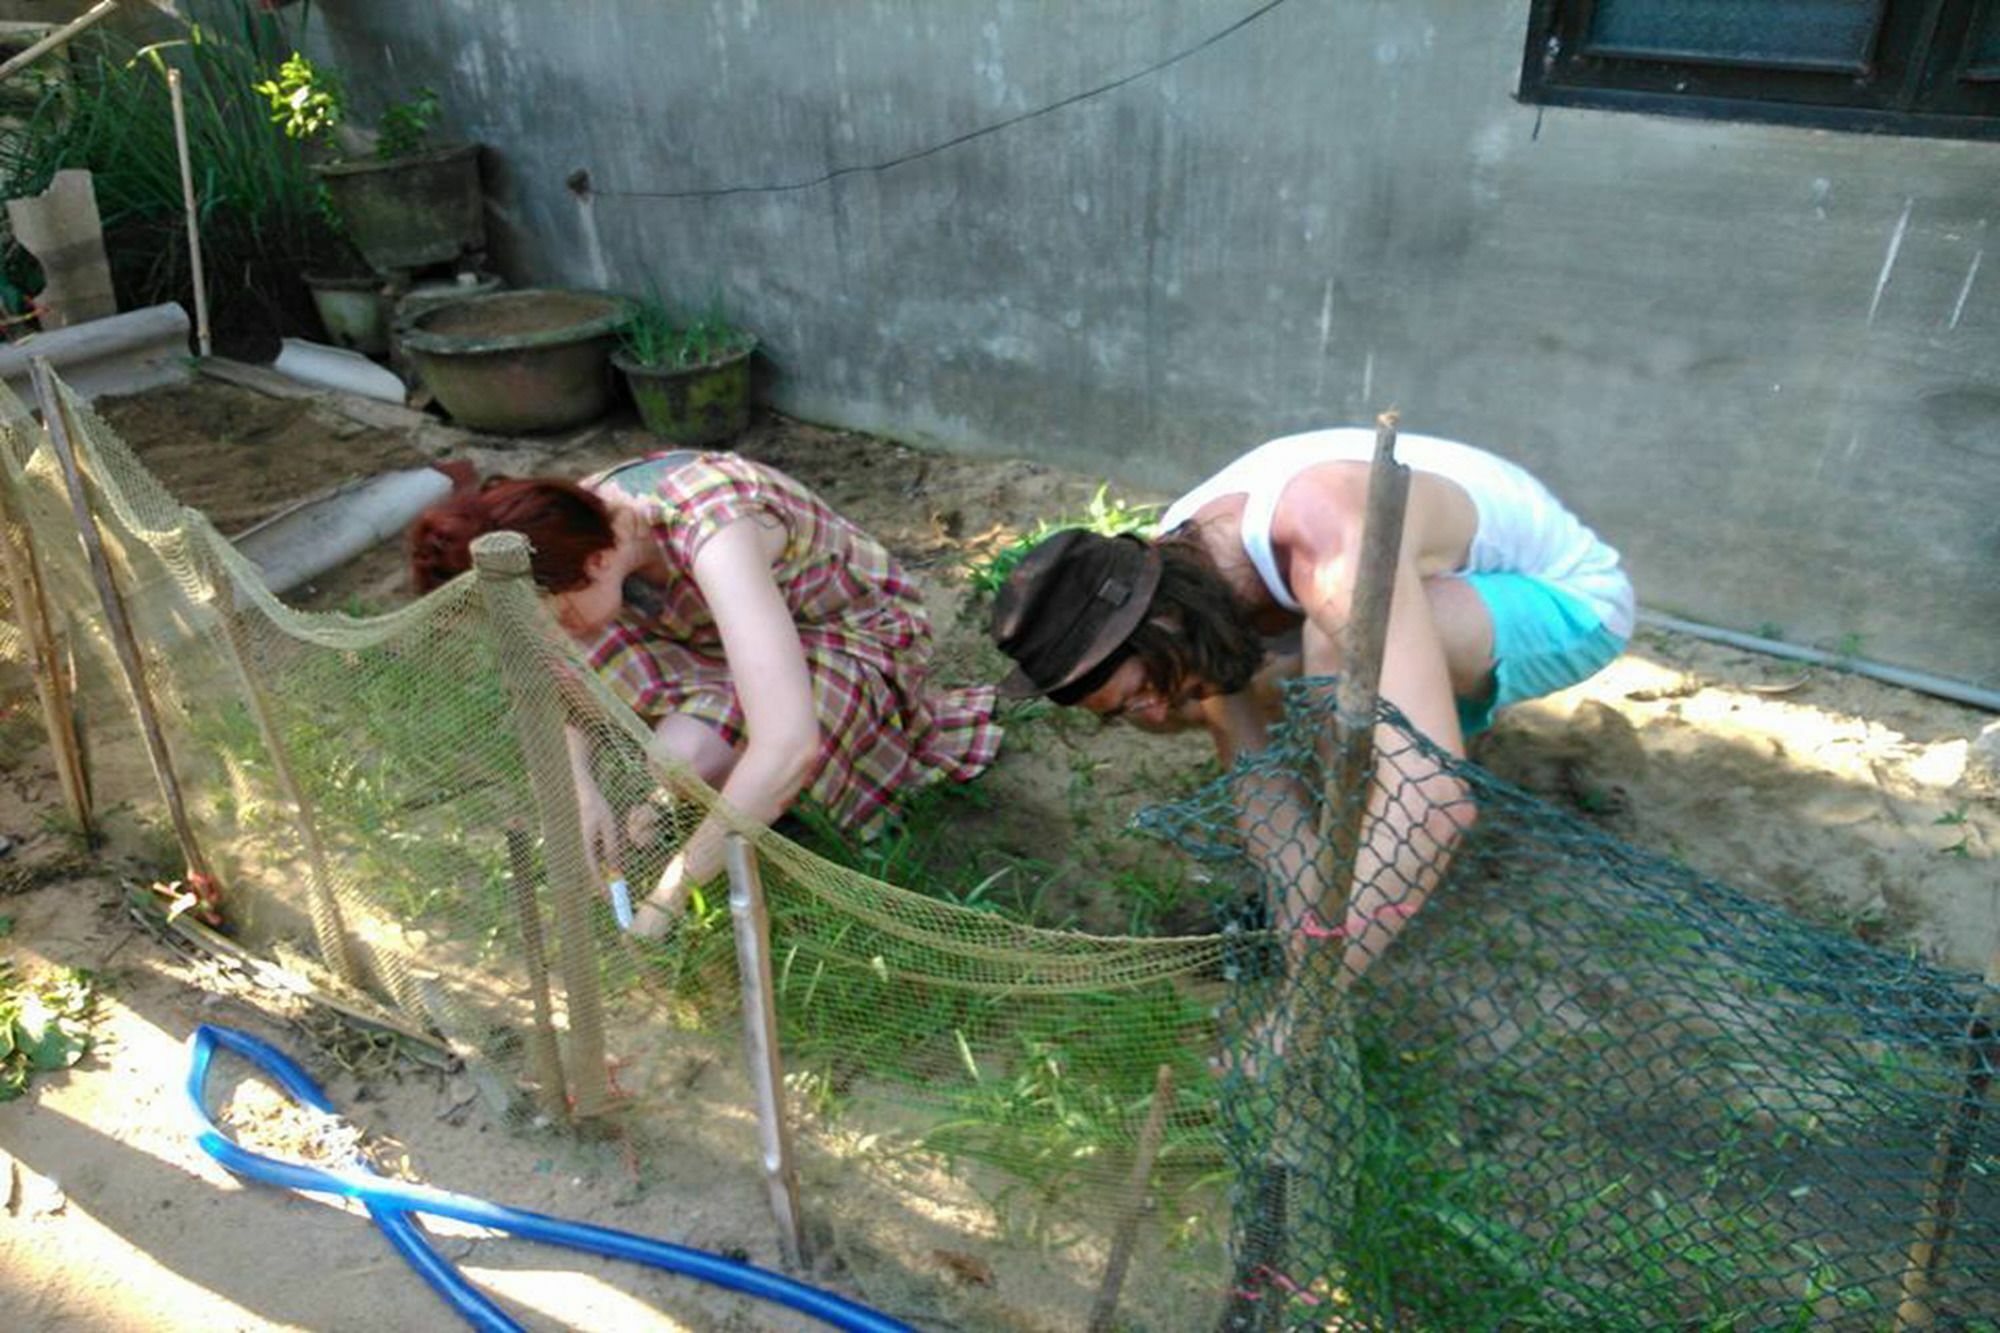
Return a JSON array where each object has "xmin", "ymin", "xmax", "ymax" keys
[
  {"xmin": 374, "ymin": 85, "xmax": 439, "ymax": 159},
  {"xmin": 256, "ymin": 50, "xmax": 437, "ymax": 162},
  {"xmin": 0, "ymin": 961, "xmax": 94, "ymax": 1101},
  {"xmin": 254, "ymin": 49, "xmax": 345, "ymax": 145},
  {"xmin": 964, "ymin": 483, "xmax": 1160, "ymax": 600},
  {"xmin": 618, "ymin": 293, "xmax": 754, "ymax": 370}
]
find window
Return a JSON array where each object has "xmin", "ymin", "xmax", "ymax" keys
[{"xmin": 1519, "ymin": 0, "xmax": 2000, "ymax": 140}]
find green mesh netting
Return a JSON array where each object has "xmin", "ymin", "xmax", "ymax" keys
[
  {"xmin": 1142, "ymin": 679, "xmax": 1999, "ymax": 1331},
  {"xmin": 0, "ymin": 367, "xmax": 1991, "ymax": 1330}
]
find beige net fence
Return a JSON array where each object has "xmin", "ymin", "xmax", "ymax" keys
[{"xmin": 0, "ymin": 365, "xmax": 1994, "ymax": 1331}]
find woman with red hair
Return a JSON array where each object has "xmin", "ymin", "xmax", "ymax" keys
[{"xmin": 409, "ymin": 452, "xmax": 1002, "ymax": 937}]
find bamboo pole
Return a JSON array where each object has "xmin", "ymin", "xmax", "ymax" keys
[
  {"xmin": 469, "ymin": 531, "xmax": 610, "ymax": 1121},
  {"xmin": 506, "ymin": 824, "xmax": 570, "ymax": 1121},
  {"xmin": 726, "ymin": 833, "xmax": 808, "ymax": 1270},
  {"xmin": 0, "ymin": 1, "xmax": 118, "ymax": 86},
  {"xmin": 0, "ymin": 465, "xmax": 91, "ymax": 836},
  {"xmin": 1893, "ymin": 938, "xmax": 2000, "ymax": 1328},
  {"xmin": 166, "ymin": 68, "xmax": 211, "ymax": 358},
  {"xmin": 189, "ymin": 531, "xmax": 357, "ymax": 984},
  {"xmin": 32, "ymin": 358, "xmax": 211, "ymax": 884},
  {"xmin": 1089, "ymin": 1063, "xmax": 1176, "ymax": 1333}
]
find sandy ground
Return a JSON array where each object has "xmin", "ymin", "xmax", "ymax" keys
[{"xmin": 0, "ymin": 374, "xmax": 1995, "ymax": 1331}]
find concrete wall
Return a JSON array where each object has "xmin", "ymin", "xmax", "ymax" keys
[{"xmin": 291, "ymin": 1, "xmax": 1998, "ymax": 689}]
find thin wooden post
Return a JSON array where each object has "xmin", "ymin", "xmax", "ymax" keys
[
  {"xmin": 166, "ymin": 69, "xmax": 211, "ymax": 358},
  {"xmin": 0, "ymin": 463, "xmax": 91, "ymax": 836},
  {"xmin": 470, "ymin": 530, "xmax": 610, "ymax": 1121},
  {"xmin": 1894, "ymin": 939, "xmax": 2000, "ymax": 1328},
  {"xmin": 1089, "ymin": 1063, "xmax": 1176, "ymax": 1333},
  {"xmin": 1323, "ymin": 410, "xmax": 1410, "ymax": 913},
  {"xmin": 506, "ymin": 824, "xmax": 570, "ymax": 1121},
  {"xmin": 189, "ymin": 532, "xmax": 358, "ymax": 984},
  {"xmin": 32, "ymin": 357, "xmax": 211, "ymax": 883},
  {"xmin": 1218, "ymin": 413, "xmax": 1408, "ymax": 1333},
  {"xmin": 726, "ymin": 832, "xmax": 808, "ymax": 1270}
]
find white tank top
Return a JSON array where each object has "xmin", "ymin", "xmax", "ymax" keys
[{"xmin": 1156, "ymin": 429, "xmax": 1633, "ymax": 636}]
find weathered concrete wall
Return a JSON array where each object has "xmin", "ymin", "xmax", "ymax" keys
[{"xmin": 292, "ymin": 1, "xmax": 1998, "ymax": 688}]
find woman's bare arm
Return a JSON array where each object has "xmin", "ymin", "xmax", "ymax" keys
[{"xmin": 633, "ymin": 516, "xmax": 820, "ymax": 932}]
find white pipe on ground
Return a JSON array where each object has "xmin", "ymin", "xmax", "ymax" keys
[
  {"xmin": 1637, "ymin": 610, "xmax": 2000, "ymax": 715},
  {"xmin": 232, "ymin": 466, "xmax": 454, "ymax": 600},
  {"xmin": 271, "ymin": 338, "xmax": 407, "ymax": 403},
  {"xmin": 0, "ymin": 302, "xmax": 190, "ymax": 401}
]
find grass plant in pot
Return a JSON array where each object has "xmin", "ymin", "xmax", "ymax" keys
[
  {"xmin": 612, "ymin": 297, "xmax": 758, "ymax": 445},
  {"xmin": 258, "ymin": 52, "xmax": 483, "ymax": 276}
]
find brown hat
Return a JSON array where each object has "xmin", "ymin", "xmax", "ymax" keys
[{"xmin": 990, "ymin": 529, "xmax": 1163, "ymax": 699}]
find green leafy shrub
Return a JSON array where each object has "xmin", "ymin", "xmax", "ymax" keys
[
  {"xmin": 0, "ymin": 958, "xmax": 95, "ymax": 1101},
  {"xmin": 256, "ymin": 50, "xmax": 439, "ymax": 161}
]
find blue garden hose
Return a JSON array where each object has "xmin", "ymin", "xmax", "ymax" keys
[{"xmin": 185, "ymin": 1024, "xmax": 915, "ymax": 1333}]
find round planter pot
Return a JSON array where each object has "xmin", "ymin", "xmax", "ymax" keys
[
  {"xmin": 312, "ymin": 143, "xmax": 485, "ymax": 274},
  {"xmin": 303, "ymin": 273, "xmax": 390, "ymax": 356},
  {"xmin": 401, "ymin": 289, "xmax": 629, "ymax": 434},
  {"xmin": 614, "ymin": 341, "xmax": 757, "ymax": 446}
]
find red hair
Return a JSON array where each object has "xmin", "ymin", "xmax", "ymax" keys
[{"xmin": 406, "ymin": 477, "xmax": 617, "ymax": 593}]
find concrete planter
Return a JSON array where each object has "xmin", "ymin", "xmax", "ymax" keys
[
  {"xmin": 303, "ymin": 273, "xmax": 390, "ymax": 355},
  {"xmin": 613, "ymin": 340, "xmax": 757, "ymax": 445},
  {"xmin": 312, "ymin": 143, "xmax": 484, "ymax": 274},
  {"xmin": 401, "ymin": 289, "xmax": 629, "ymax": 434}
]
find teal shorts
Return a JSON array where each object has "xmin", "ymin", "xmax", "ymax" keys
[{"xmin": 1456, "ymin": 573, "xmax": 1627, "ymax": 737}]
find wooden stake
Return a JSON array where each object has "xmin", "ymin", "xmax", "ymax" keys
[
  {"xmin": 1322, "ymin": 411, "xmax": 1409, "ymax": 910},
  {"xmin": 1893, "ymin": 938, "xmax": 2000, "ymax": 1328},
  {"xmin": 166, "ymin": 68, "xmax": 211, "ymax": 358},
  {"xmin": 0, "ymin": 463, "xmax": 91, "ymax": 836},
  {"xmin": 1089, "ymin": 1063, "xmax": 1176, "ymax": 1333},
  {"xmin": 190, "ymin": 534, "xmax": 358, "ymax": 984},
  {"xmin": 506, "ymin": 824, "xmax": 570, "ymax": 1121},
  {"xmin": 32, "ymin": 357, "xmax": 211, "ymax": 883},
  {"xmin": 470, "ymin": 531, "xmax": 610, "ymax": 1121},
  {"xmin": 1218, "ymin": 414, "xmax": 1408, "ymax": 1333},
  {"xmin": 726, "ymin": 832, "xmax": 808, "ymax": 1270}
]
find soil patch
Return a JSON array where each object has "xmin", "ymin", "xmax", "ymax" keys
[{"xmin": 1, "ymin": 374, "xmax": 1994, "ymax": 1331}]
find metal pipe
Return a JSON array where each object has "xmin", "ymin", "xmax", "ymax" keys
[
  {"xmin": 726, "ymin": 833, "xmax": 808, "ymax": 1270},
  {"xmin": 505, "ymin": 825, "xmax": 570, "ymax": 1121},
  {"xmin": 1636, "ymin": 610, "xmax": 2000, "ymax": 715}
]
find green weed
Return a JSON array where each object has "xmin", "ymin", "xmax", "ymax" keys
[
  {"xmin": 0, "ymin": 960, "xmax": 95, "ymax": 1101},
  {"xmin": 962, "ymin": 483, "xmax": 1160, "ymax": 601}
]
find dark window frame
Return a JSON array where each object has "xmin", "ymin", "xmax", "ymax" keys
[{"xmin": 1519, "ymin": 0, "xmax": 2000, "ymax": 141}]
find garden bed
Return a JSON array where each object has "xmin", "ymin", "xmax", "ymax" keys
[{"xmin": 2, "ymin": 374, "xmax": 1994, "ymax": 1330}]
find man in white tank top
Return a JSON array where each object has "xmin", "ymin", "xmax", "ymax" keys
[{"xmin": 990, "ymin": 427, "xmax": 1632, "ymax": 1002}]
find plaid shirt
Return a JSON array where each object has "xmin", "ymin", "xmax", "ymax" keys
[{"xmin": 581, "ymin": 452, "xmax": 1001, "ymax": 836}]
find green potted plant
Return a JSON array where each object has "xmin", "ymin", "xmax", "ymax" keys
[
  {"xmin": 257, "ymin": 51, "xmax": 483, "ymax": 276},
  {"xmin": 612, "ymin": 297, "xmax": 758, "ymax": 445}
]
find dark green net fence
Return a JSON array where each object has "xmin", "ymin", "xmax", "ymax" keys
[{"xmin": 1140, "ymin": 679, "xmax": 1999, "ymax": 1332}]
